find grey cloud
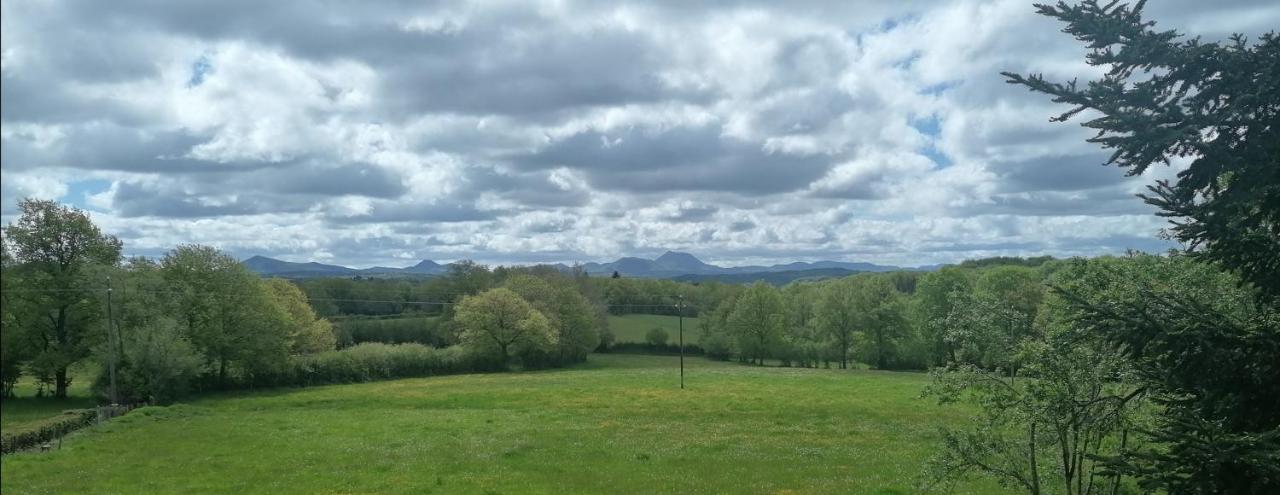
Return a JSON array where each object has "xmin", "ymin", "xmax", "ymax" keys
[
  {"xmin": 111, "ymin": 181, "xmax": 312, "ymax": 218},
  {"xmin": 992, "ymin": 153, "xmax": 1132, "ymax": 193},
  {"xmin": 459, "ymin": 168, "xmax": 591, "ymax": 208},
  {"xmin": 264, "ymin": 163, "xmax": 406, "ymax": 198},
  {"xmin": 516, "ymin": 124, "xmax": 833, "ymax": 193},
  {"xmin": 324, "ymin": 200, "xmax": 501, "ymax": 225},
  {"xmin": 666, "ymin": 205, "xmax": 719, "ymax": 223}
]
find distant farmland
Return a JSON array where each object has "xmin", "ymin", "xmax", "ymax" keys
[{"xmin": 608, "ymin": 314, "xmax": 703, "ymax": 345}]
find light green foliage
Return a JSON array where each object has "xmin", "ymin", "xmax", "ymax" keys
[
  {"xmin": 2, "ymin": 199, "xmax": 122, "ymax": 398},
  {"xmin": 727, "ymin": 282, "xmax": 786, "ymax": 365},
  {"xmin": 0, "ymin": 355, "xmax": 1008, "ymax": 494},
  {"xmin": 779, "ymin": 283, "xmax": 822, "ymax": 367},
  {"xmin": 454, "ymin": 288, "xmax": 555, "ymax": 368},
  {"xmin": 264, "ymin": 278, "xmax": 337, "ymax": 355},
  {"xmin": 504, "ymin": 274, "xmax": 600, "ymax": 365},
  {"xmin": 161, "ymin": 245, "xmax": 292, "ymax": 386}
]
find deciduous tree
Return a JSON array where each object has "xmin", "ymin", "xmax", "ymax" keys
[{"xmin": 3, "ymin": 199, "xmax": 122, "ymax": 397}]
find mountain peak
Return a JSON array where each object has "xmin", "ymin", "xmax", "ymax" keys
[{"xmin": 653, "ymin": 251, "xmax": 712, "ymax": 271}]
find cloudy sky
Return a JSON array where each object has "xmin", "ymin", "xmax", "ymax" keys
[{"xmin": 2, "ymin": 0, "xmax": 1276, "ymax": 268}]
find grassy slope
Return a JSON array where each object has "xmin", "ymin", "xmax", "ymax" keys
[
  {"xmin": 0, "ymin": 355, "xmax": 1005, "ymax": 494},
  {"xmin": 609, "ymin": 314, "xmax": 703, "ymax": 345}
]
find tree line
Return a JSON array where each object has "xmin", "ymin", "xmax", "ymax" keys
[{"xmin": 0, "ymin": 203, "xmax": 616, "ymax": 403}]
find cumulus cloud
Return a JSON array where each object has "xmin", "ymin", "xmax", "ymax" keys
[{"xmin": 4, "ymin": 0, "xmax": 1275, "ymax": 267}]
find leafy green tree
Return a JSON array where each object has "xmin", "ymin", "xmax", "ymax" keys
[
  {"xmin": 818, "ymin": 278, "xmax": 861, "ymax": 369},
  {"xmin": 780, "ymin": 283, "xmax": 821, "ymax": 367},
  {"xmin": 503, "ymin": 274, "xmax": 599, "ymax": 365},
  {"xmin": 727, "ymin": 282, "xmax": 785, "ymax": 365},
  {"xmin": 161, "ymin": 245, "xmax": 291, "ymax": 387},
  {"xmin": 698, "ymin": 292, "xmax": 740, "ymax": 360},
  {"xmin": 851, "ymin": 277, "xmax": 908, "ymax": 370},
  {"xmin": 1003, "ymin": 1, "xmax": 1279, "ymax": 300},
  {"xmin": 944, "ymin": 267, "xmax": 1044, "ymax": 373},
  {"xmin": 924, "ymin": 315, "xmax": 1143, "ymax": 495},
  {"xmin": 915, "ymin": 267, "xmax": 973, "ymax": 365},
  {"xmin": 264, "ymin": 278, "xmax": 337, "ymax": 354},
  {"xmin": 454, "ymin": 288, "xmax": 554, "ymax": 369},
  {"xmin": 645, "ymin": 327, "xmax": 670, "ymax": 347},
  {"xmin": 446, "ymin": 260, "xmax": 494, "ymax": 297},
  {"xmin": 3, "ymin": 199, "xmax": 122, "ymax": 398},
  {"xmin": 103, "ymin": 317, "xmax": 202, "ymax": 405},
  {"xmin": 0, "ymin": 234, "xmax": 30, "ymax": 398}
]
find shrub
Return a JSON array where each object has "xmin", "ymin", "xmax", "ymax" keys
[
  {"xmin": 333, "ymin": 316, "xmax": 451, "ymax": 348},
  {"xmin": 94, "ymin": 318, "xmax": 202, "ymax": 405},
  {"xmin": 288, "ymin": 343, "xmax": 481, "ymax": 386},
  {"xmin": 645, "ymin": 327, "xmax": 670, "ymax": 347}
]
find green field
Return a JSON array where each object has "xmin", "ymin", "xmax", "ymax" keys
[
  {"xmin": 0, "ymin": 354, "xmax": 1004, "ymax": 494},
  {"xmin": 1, "ymin": 365, "xmax": 96, "ymax": 435},
  {"xmin": 609, "ymin": 314, "xmax": 703, "ymax": 345}
]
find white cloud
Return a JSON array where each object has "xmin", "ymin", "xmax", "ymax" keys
[{"xmin": 3, "ymin": 0, "xmax": 1269, "ymax": 267}]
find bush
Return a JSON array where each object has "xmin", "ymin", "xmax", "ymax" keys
[
  {"xmin": 285, "ymin": 343, "xmax": 483, "ymax": 387},
  {"xmin": 645, "ymin": 327, "xmax": 670, "ymax": 347},
  {"xmin": 333, "ymin": 316, "xmax": 451, "ymax": 348},
  {"xmin": 94, "ymin": 318, "xmax": 202, "ymax": 405}
]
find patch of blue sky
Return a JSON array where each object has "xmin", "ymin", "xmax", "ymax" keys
[
  {"xmin": 187, "ymin": 54, "xmax": 213, "ymax": 88},
  {"xmin": 60, "ymin": 179, "xmax": 111, "ymax": 210},
  {"xmin": 910, "ymin": 115, "xmax": 952, "ymax": 168},
  {"xmin": 921, "ymin": 80, "xmax": 959, "ymax": 95}
]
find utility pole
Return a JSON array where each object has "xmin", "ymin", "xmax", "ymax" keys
[
  {"xmin": 105, "ymin": 277, "xmax": 119, "ymax": 406},
  {"xmin": 678, "ymin": 295, "xmax": 685, "ymax": 390}
]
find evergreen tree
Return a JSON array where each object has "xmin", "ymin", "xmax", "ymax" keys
[
  {"xmin": 1006, "ymin": 2, "xmax": 1280, "ymax": 491},
  {"xmin": 1003, "ymin": 0, "xmax": 1279, "ymax": 300}
]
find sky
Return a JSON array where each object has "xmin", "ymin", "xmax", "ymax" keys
[{"xmin": 2, "ymin": 0, "xmax": 1277, "ymax": 268}]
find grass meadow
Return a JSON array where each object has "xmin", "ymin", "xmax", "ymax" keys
[
  {"xmin": 0, "ymin": 354, "xmax": 1006, "ymax": 494},
  {"xmin": 608, "ymin": 314, "xmax": 703, "ymax": 345},
  {"xmin": 1, "ymin": 364, "xmax": 96, "ymax": 436}
]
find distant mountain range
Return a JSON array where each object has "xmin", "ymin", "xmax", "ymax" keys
[
  {"xmin": 242, "ymin": 256, "xmax": 445, "ymax": 278},
  {"xmin": 579, "ymin": 251, "xmax": 916, "ymax": 277},
  {"xmin": 242, "ymin": 251, "xmax": 937, "ymax": 280}
]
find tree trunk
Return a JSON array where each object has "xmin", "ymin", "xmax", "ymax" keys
[
  {"xmin": 55, "ymin": 367, "xmax": 69, "ymax": 399},
  {"xmin": 54, "ymin": 307, "xmax": 70, "ymax": 398},
  {"xmin": 1030, "ymin": 421, "xmax": 1042, "ymax": 495}
]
